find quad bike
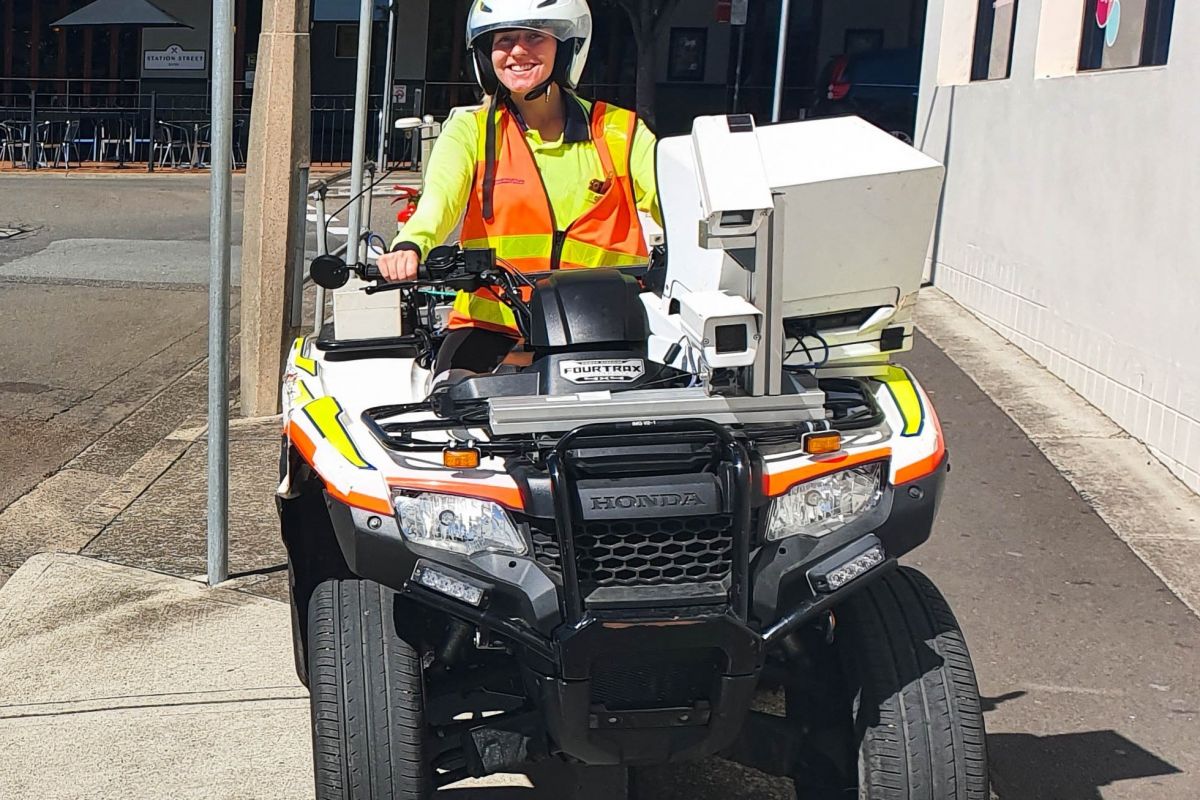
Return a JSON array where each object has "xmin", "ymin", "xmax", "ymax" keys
[{"xmin": 278, "ymin": 115, "xmax": 988, "ymax": 799}]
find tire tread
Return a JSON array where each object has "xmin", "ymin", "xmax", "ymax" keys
[
  {"xmin": 308, "ymin": 579, "xmax": 429, "ymax": 800},
  {"xmin": 838, "ymin": 567, "xmax": 989, "ymax": 800}
]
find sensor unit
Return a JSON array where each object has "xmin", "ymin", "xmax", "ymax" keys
[{"xmin": 677, "ymin": 290, "xmax": 762, "ymax": 368}]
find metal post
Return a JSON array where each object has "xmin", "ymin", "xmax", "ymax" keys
[
  {"xmin": 750, "ymin": 197, "xmax": 784, "ymax": 397},
  {"xmin": 376, "ymin": 1, "xmax": 398, "ymax": 170},
  {"xmin": 290, "ymin": 164, "xmax": 311, "ymax": 326},
  {"xmin": 314, "ymin": 189, "xmax": 329, "ymax": 335},
  {"xmin": 732, "ymin": 25, "xmax": 746, "ymax": 113},
  {"xmin": 147, "ymin": 91, "xmax": 156, "ymax": 172},
  {"xmin": 344, "ymin": 0, "xmax": 376, "ymax": 266},
  {"xmin": 772, "ymin": 0, "xmax": 793, "ymax": 122},
  {"xmin": 27, "ymin": 90, "xmax": 36, "ymax": 170},
  {"xmin": 364, "ymin": 162, "xmax": 377, "ymax": 260},
  {"xmin": 207, "ymin": 0, "xmax": 234, "ymax": 587}
]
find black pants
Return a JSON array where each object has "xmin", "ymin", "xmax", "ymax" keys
[{"xmin": 434, "ymin": 328, "xmax": 517, "ymax": 375}]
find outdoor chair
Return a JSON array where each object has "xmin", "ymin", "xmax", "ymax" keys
[
  {"xmin": 97, "ymin": 118, "xmax": 132, "ymax": 163},
  {"xmin": 233, "ymin": 117, "xmax": 248, "ymax": 167},
  {"xmin": 193, "ymin": 122, "xmax": 211, "ymax": 168},
  {"xmin": 37, "ymin": 120, "xmax": 83, "ymax": 170},
  {"xmin": 0, "ymin": 121, "xmax": 28, "ymax": 167},
  {"xmin": 154, "ymin": 121, "xmax": 193, "ymax": 169}
]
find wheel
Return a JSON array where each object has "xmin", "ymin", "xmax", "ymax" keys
[
  {"xmin": 280, "ymin": 468, "xmax": 351, "ymax": 687},
  {"xmin": 830, "ymin": 567, "xmax": 989, "ymax": 800},
  {"xmin": 307, "ymin": 578, "xmax": 431, "ymax": 800}
]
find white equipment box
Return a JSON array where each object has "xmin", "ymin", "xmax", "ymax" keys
[{"xmin": 657, "ymin": 115, "xmax": 945, "ymax": 367}]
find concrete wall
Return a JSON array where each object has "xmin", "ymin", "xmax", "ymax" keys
[{"xmin": 916, "ymin": 0, "xmax": 1200, "ymax": 493}]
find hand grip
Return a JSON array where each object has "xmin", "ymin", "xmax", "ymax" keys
[{"xmin": 360, "ymin": 263, "xmax": 383, "ymax": 282}]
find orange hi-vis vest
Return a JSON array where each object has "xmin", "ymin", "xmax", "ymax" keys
[{"xmin": 450, "ymin": 99, "xmax": 649, "ymax": 333}]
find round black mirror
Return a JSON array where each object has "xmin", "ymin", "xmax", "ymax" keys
[{"xmin": 310, "ymin": 254, "xmax": 349, "ymax": 289}]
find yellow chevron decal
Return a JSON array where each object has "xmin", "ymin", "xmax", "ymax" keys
[
  {"xmin": 880, "ymin": 366, "xmax": 925, "ymax": 437},
  {"xmin": 294, "ymin": 379, "xmax": 315, "ymax": 406},
  {"xmin": 302, "ymin": 396, "xmax": 372, "ymax": 469},
  {"xmin": 292, "ymin": 337, "xmax": 317, "ymax": 376}
]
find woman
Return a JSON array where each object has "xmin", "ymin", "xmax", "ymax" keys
[{"xmin": 378, "ymin": 0, "xmax": 661, "ymax": 374}]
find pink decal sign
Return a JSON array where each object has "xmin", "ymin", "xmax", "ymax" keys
[{"xmin": 1096, "ymin": 0, "xmax": 1112, "ymax": 26}]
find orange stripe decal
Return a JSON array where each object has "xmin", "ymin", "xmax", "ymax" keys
[
  {"xmin": 764, "ymin": 447, "xmax": 892, "ymax": 497},
  {"xmin": 287, "ymin": 421, "xmax": 393, "ymax": 516},
  {"xmin": 388, "ymin": 477, "xmax": 526, "ymax": 512}
]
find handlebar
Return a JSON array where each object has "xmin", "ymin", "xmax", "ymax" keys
[
  {"xmin": 308, "ymin": 245, "xmax": 498, "ymax": 292},
  {"xmin": 308, "ymin": 245, "xmax": 534, "ymax": 337}
]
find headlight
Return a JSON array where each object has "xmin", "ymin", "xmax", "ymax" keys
[
  {"xmin": 391, "ymin": 491, "xmax": 527, "ymax": 556},
  {"xmin": 766, "ymin": 462, "xmax": 884, "ymax": 541}
]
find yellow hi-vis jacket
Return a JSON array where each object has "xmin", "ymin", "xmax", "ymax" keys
[{"xmin": 391, "ymin": 94, "xmax": 661, "ymax": 334}]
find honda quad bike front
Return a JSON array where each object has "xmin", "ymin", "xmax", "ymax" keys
[{"xmin": 278, "ymin": 115, "xmax": 989, "ymax": 799}]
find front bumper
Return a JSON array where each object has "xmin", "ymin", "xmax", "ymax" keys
[{"xmin": 319, "ymin": 453, "xmax": 945, "ymax": 766}]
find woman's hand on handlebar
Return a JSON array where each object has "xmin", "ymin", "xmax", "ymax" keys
[{"xmin": 378, "ymin": 248, "xmax": 420, "ymax": 282}]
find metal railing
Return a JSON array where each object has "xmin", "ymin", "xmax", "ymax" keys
[
  {"xmin": 0, "ymin": 88, "xmax": 423, "ymax": 169},
  {"xmin": 305, "ymin": 162, "xmax": 379, "ymax": 335}
]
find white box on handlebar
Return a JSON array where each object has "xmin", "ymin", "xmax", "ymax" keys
[{"xmin": 333, "ymin": 278, "xmax": 406, "ymax": 340}]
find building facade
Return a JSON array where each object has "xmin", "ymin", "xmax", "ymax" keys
[
  {"xmin": 3, "ymin": 0, "xmax": 928, "ymax": 132},
  {"xmin": 916, "ymin": 0, "xmax": 1197, "ymax": 491}
]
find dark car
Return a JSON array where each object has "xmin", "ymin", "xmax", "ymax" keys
[{"xmin": 809, "ymin": 47, "xmax": 922, "ymax": 143}]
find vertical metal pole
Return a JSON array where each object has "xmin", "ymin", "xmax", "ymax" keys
[
  {"xmin": 345, "ymin": 0, "xmax": 376, "ymax": 265},
  {"xmin": 749, "ymin": 199, "xmax": 784, "ymax": 397},
  {"xmin": 290, "ymin": 164, "xmax": 311, "ymax": 325},
  {"xmin": 314, "ymin": 190, "xmax": 329, "ymax": 335},
  {"xmin": 207, "ymin": 0, "xmax": 234, "ymax": 587},
  {"xmin": 376, "ymin": 1, "xmax": 398, "ymax": 170},
  {"xmin": 363, "ymin": 162, "xmax": 376, "ymax": 260},
  {"xmin": 732, "ymin": 26, "xmax": 746, "ymax": 113},
  {"xmin": 27, "ymin": 90, "xmax": 36, "ymax": 170},
  {"xmin": 772, "ymin": 0, "xmax": 793, "ymax": 122},
  {"xmin": 147, "ymin": 91, "xmax": 156, "ymax": 172}
]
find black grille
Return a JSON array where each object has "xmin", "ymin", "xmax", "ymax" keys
[
  {"xmin": 529, "ymin": 515, "xmax": 734, "ymax": 589},
  {"xmin": 590, "ymin": 649, "xmax": 722, "ymax": 710},
  {"xmin": 531, "ymin": 526, "xmax": 563, "ymax": 576}
]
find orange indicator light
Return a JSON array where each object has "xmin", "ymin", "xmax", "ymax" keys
[{"xmin": 804, "ymin": 432, "xmax": 843, "ymax": 455}]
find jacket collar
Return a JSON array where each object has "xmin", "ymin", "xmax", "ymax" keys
[{"xmin": 504, "ymin": 92, "xmax": 591, "ymax": 144}]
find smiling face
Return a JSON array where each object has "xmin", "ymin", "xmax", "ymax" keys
[{"xmin": 490, "ymin": 29, "xmax": 558, "ymax": 94}]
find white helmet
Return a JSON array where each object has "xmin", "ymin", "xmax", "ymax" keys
[{"xmin": 466, "ymin": 0, "xmax": 593, "ymax": 95}]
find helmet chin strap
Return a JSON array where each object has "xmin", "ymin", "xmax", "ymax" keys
[{"xmin": 523, "ymin": 77, "xmax": 556, "ymax": 103}]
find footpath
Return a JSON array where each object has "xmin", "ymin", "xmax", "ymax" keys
[{"xmin": 1, "ymin": 287, "xmax": 1198, "ymax": 799}]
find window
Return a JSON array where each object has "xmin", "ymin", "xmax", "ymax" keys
[
  {"xmin": 972, "ymin": 0, "xmax": 1020, "ymax": 80},
  {"xmin": 1079, "ymin": 0, "xmax": 1175, "ymax": 70},
  {"xmin": 335, "ymin": 24, "xmax": 358, "ymax": 59}
]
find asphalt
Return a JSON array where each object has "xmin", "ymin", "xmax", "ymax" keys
[{"xmin": 0, "ymin": 174, "xmax": 241, "ymax": 566}]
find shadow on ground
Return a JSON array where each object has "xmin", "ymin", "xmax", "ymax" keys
[{"xmin": 982, "ymin": 693, "xmax": 1181, "ymax": 799}]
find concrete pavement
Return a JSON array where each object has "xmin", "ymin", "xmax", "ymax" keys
[{"xmin": 0, "ymin": 554, "xmax": 311, "ymax": 800}]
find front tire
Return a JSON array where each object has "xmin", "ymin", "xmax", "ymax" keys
[
  {"xmin": 834, "ymin": 567, "xmax": 989, "ymax": 800},
  {"xmin": 308, "ymin": 578, "xmax": 431, "ymax": 800}
]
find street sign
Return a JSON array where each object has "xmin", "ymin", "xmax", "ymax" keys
[
  {"xmin": 732, "ymin": 0, "xmax": 748, "ymax": 26},
  {"xmin": 144, "ymin": 44, "xmax": 206, "ymax": 71}
]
